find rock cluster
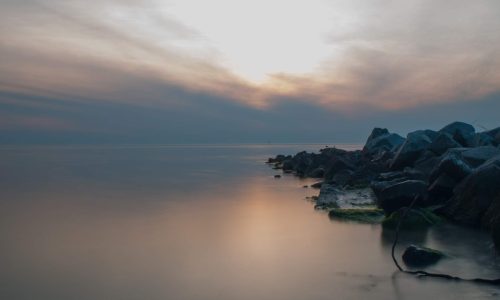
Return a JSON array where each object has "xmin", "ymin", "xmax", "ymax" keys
[{"xmin": 267, "ymin": 121, "xmax": 500, "ymax": 250}]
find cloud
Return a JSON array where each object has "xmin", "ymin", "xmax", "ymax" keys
[{"xmin": 0, "ymin": 0, "xmax": 500, "ymax": 144}]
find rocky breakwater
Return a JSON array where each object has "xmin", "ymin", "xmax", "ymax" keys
[{"xmin": 267, "ymin": 121, "xmax": 500, "ymax": 250}]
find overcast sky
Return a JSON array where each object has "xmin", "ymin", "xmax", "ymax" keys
[{"xmin": 1, "ymin": 0, "xmax": 499, "ymax": 144}]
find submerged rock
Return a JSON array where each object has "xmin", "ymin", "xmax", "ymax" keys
[
  {"xmin": 382, "ymin": 208, "xmax": 442, "ymax": 230},
  {"xmin": 328, "ymin": 208, "xmax": 384, "ymax": 223},
  {"xmin": 402, "ymin": 245, "xmax": 445, "ymax": 267}
]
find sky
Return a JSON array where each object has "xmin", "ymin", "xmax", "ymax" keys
[{"xmin": 1, "ymin": 0, "xmax": 500, "ymax": 144}]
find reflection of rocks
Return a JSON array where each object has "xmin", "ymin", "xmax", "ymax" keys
[
  {"xmin": 380, "ymin": 227, "xmax": 429, "ymax": 249},
  {"xmin": 267, "ymin": 121, "xmax": 500, "ymax": 250}
]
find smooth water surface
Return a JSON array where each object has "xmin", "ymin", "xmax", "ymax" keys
[{"xmin": 1, "ymin": 144, "xmax": 499, "ymax": 299}]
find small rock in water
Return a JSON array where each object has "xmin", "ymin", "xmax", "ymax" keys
[
  {"xmin": 274, "ymin": 175, "xmax": 281, "ymax": 179},
  {"xmin": 303, "ymin": 185, "xmax": 309, "ymax": 188},
  {"xmin": 402, "ymin": 245, "xmax": 444, "ymax": 267}
]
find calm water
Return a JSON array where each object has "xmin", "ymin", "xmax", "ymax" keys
[{"xmin": 1, "ymin": 144, "xmax": 500, "ymax": 300}]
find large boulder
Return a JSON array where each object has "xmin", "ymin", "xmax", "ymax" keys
[
  {"xmin": 429, "ymin": 151, "xmax": 472, "ymax": 183},
  {"xmin": 439, "ymin": 121, "xmax": 476, "ymax": 147},
  {"xmin": 461, "ymin": 146, "xmax": 500, "ymax": 168},
  {"xmin": 443, "ymin": 155, "xmax": 500, "ymax": 226},
  {"xmin": 429, "ymin": 132, "xmax": 462, "ymax": 155},
  {"xmin": 373, "ymin": 180, "xmax": 428, "ymax": 213},
  {"xmin": 363, "ymin": 128, "xmax": 405, "ymax": 156},
  {"xmin": 315, "ymin": 183, "xmax": 341, "ymax": 208},
  {"xmin": 428, "ymin": 173, "xmax": 457, "ymax": 204},
  {"xmin": 390, "ymin": 130, "xmax": 437, "ymax": 170},
  {"xmin": 473, "ymin": 132, "xmax": 497, "ymax": 147},
  {"xmin": 485, "ymin": 127, "xmax": 500, "ymax": 145},
  {"xmin": 324, "ymin": 156, "xmax": 356, "ymax": 180}
]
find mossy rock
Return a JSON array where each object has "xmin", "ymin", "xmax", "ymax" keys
[
  {"xmin": 328, "ymin": 208, "xmax": 385, "ymax": 223},
  {"xmin": 382, "ymin": 208, "xmax": 442, "ymax": 230}
]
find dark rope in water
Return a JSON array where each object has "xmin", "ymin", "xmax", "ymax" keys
[{"xmin": 391, "ymin": 195, "xmax": 500, "ymax": 285}]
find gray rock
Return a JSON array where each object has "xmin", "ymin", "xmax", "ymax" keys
[
  {"xmin": 373, "ymin": 180, "xmax": 428, "ymax": 213},
  {"xmin": 316, "ymin": 183, "xmax": 341, "ymax": 207},
  {"xmin": 443, "ymin": 155, "xmax": 500, "ymax": 226},
  {"xmin": 429, "ymin": 152, "xmax": 472, "ymax": 183},
  {"xmin": 473, "ymin": 132, "xmax": 497, "ymax": 147},
  {"xmin": 461, "ymin": 146, "xmax": 500, "ymax": 168},
  {"xmin": 413, "ymin": 151, "xmax": 441, "ymax": 176},
  {"xmin": 429, "ymin": 132, "xmax": 462, "ymax": 155},
  {"xmin": 428, "ymin": 173, "xmax": 456, "ymax": 203},
  {"xmin": 402, "ymin": 245, "xmax": 444, "ymax": 267},
  {"xmin": 439, "ymin": 121, "xmax": 476, "ymax": 147},
  {"xmin": 308, "ymin": 167, "xmax": 325, "ymax": 178},
  {"xmin": 363, "ymin": 128, "xmax": 405, "ymax": 156},
  {"xmin": 390, "ymin": 130, "xmax": 437, "ymax": 170}
]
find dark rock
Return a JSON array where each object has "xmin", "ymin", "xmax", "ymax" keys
[
  {"xmin": 331, "ymin": 169, "xmax": 354, "ymax": 186},
  {"xmin": 303, "ymin": 185, "xmax": 308, "ymax": 188},
  {"xmin": 390, "ymin": 130, "xmax": 437, "ymax": 170},
  {"xmin": 402, "ymin": 245, "xmax": 444, "ymax": 267},
  {"xmin": 473, "ymin": 132, "xmax": 497, "ymax": 147},
  {"xmin": 439, "ymin": 121, "xmax": 476, "ymax": 147},
  {"xmin": 428, "ymin": 173, "xmax": 456, "ymax": 204},
  {"xmin": 274, "ymin": 175, "xmax": 281, "ymax": 178},
  {"xmin": 429, "ymin": 152, "xmax": 472, "ymax": 183},
  {"xmin": 429, "ymin": 132, "xmax": 462, "ymax": 155},
  {"xmin": 485, "ymin": 127, "xmax": 500, "ymax": 145},
  {"xmin": 373, "ymin": 180, "xmax": 428, "ymax": 213},
  {"xmin": 324, "ymin": 156, "xmax": 356, "ymax": 180},
  {"xmin": 311, "ymin": 182, "xmax": 323, "ymax": 189},
  {"xmin": 363, "ymin": 128, "xmax": 405, "ymax": 156},
  {"xmin": 443, "ymin": 155, "xmax": 500, "ymax": 226},
  {"xmin": 308, "ymin": 167, "xmax": 325, "ymax": 178},
  {"xmin": 413, "ymin": 151, "xmax": 441, "ymax": 177},
  {"xmin": 461, "ymin": 146, "xmax": 500, "ymax": 168}
]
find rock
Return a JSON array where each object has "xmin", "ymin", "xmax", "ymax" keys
[
  {"xmin": 363, "ymin": 128, "xmax": 405, "ymax": 156},
  {"xmin": 485, "ymin": 127, "xmax": 500, "ymax": 145},
  {"xmin": 473, "ymin": 132, "xmax": 497, "ymax": 147},
  {"xmin": 303, "ymin": 185, "xmax": 308, "ymax": 188},
  {"xmin": 328, "ymin": 208, "xmax": 384, "ymax": 223},
  {"xmin": 429, "ymin": 132, "xmax": 462, "ymax": 155},
  {"xmin": 429, "ymin": 151, "xmax": 472, "ymax": 183},
  {"xmin": 311, "ymin": 182, "xmax": 323, "ymax": 189},
  {"xmin": 331, "ymin": 169, "xmax": 354, "ymax": 186},
  {"xmin": 373, "ymin": 180, "xmax": 428, "ymax": 213},
  {"xmin": 402, "ymin": 245, "xmax": 445, "ymax": 267},
  {"xmin": 461, "ymin": 146, "xmax": 500, "ymax": 168},
  {"xmin": 413, "ymin": 151, "xmax": 441, "ymax": 176},
  {"xmin": 315, "ymin": 183, "xmax": 341, "ymax": 208},
  {"xmin": 443, "ymin": 155, "xmax": 500, "ymax": 226},
  {"xmin": 428, "ymin": 173, "xmax": 456, "ymax": 204},
  {"xmin": 439, "ymin": 121, "xmax": 476, "ymax": 147},
  {"xmin": 308, "ymin": 167, "xmax": 325, "ymax": 178},
  {"xmin": 382, "ymin": 208, "xmax": 442, "ymax": 229},
  {"xmin": 390, "ymin": 130, "xmax": 437, "ymax": 170},
  {"xmin": 274, "ymin": 174, "xmax": 281, "ymax": 178},
  {"xmin": 324, "ymin": 156, "xmax": 356, "ymax": 180}
]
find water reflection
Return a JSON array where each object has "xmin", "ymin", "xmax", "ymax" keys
[{"xmin": 0, "ymin": 145, "xmax": 499, "ymax": 299}]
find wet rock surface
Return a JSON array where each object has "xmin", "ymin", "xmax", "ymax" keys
[{"xmin": 267, "ymin": 121, "xmax": 500, "ymax": 251}]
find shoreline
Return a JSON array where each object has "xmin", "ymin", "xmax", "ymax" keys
[{"xmin": 267, "ymin": 121, "xmax": 500, "ymax": 257}]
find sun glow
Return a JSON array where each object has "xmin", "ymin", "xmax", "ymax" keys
[{"xmin": 158, "ymin": 0, "xmax": 338, "ymax": 83}]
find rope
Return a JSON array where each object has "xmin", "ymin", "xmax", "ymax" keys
[{"xmin": 391, "ymin": 195, "xmax": 500, "ymax": 285}]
